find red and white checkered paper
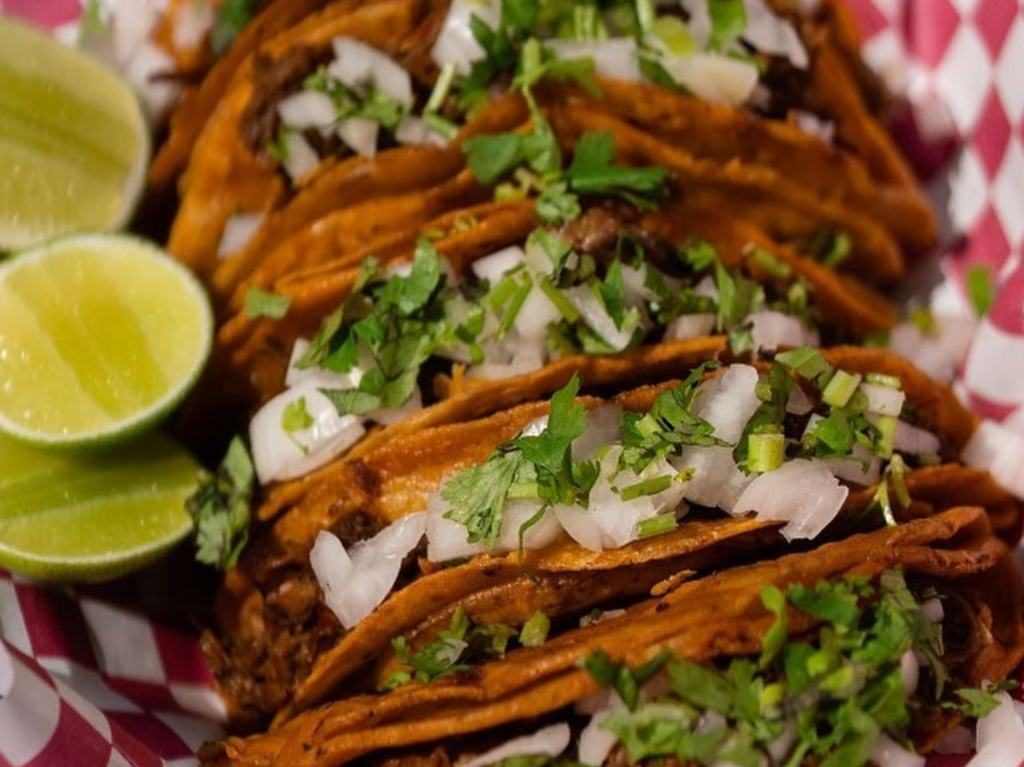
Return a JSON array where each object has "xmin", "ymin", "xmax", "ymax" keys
[{"xmin": 0, "ymin": 0, "xmax": 1023, "ymax": 764}]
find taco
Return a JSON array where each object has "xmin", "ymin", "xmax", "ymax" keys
[
  {"xmin": 202, "ymin": 506, "xmax": 1024, "ymax": 766},
  {"xmin": 164, "ymin": 0, "xmax": 927, "ymax": 304},
  {"xmin": 198, "ymin": 348, "xmax": 1010, "ymax": 726}
]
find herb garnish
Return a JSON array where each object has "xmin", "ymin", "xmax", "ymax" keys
[
  {"xmin": 244, "ymin": 288, "xmax": 291, "ymax": 319},
  {"xmin": 187, "ymin": 437, "xmax": 255, "ymax": 570}
]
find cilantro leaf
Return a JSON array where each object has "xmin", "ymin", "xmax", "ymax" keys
[
  {"xmin": 442, "ymin": 452, "xmax": 523, "ymax": 547},
  {"xmin": 244, "ymin": 288, "xmax": 291, "ymax": 319},
  {"xmin": 759, "ymin": 585, "xmax": 788, "ymax": 669},
  {"xmin": 187, "ymin": 437, "xmax": 255, "ymax": 570},
  {"xmin": 319, "ymin": 388, "xmax": 381, "ymax": 416},
  {"xmin": 211, "ymin": 0, "xmax": 258, "ymax": 54},
  {"xmin": 966, "ymin": 264, "xmax": 995, "ymax": 318},
  {"xmin": 566, "ymin": 132, "xmax": 668, "ymax": 207},
  {"xmin": 707, "ymin": 0, "xmax": 748, "ymax": 52},
  {"xmin": 513, "ymin": 374, "xmax": 587, "ymax": 474},
  {"xmin": 281, "ymin": 396, "xmax": 313, "ymax": 434}
]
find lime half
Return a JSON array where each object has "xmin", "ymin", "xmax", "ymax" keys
[
  {"xmin": 0, "ymin": 17, "xmax": 148, "ymax": 250},
  {"xmin": 0, "ymin": 234, "xmax": 213, "ymax": 447},
  {"xmin": 0, "ymin": 432, "xmax": 198, "ymax": 582}
]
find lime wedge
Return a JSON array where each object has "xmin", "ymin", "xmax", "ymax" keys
[
  {"xmin": 0, "ymin": 17, "xmax": 148, "ymax": 250},
  {"xmin": 0, "ymin": 432, "xmax": 198, "ymax": 582},
  {"xmin": 0, "ymin": 234, "xmax": 213, "ymax": 447}
]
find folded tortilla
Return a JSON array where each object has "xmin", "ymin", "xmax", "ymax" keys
[{"xmin": 202, "ymin": 507, "xmax": 1024, "ymax": 766}]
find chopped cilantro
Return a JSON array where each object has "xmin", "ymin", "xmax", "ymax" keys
[
  {"xmin": 187, "ymin": 437, "xmax": 255, "ymax": 570},
  {"xmin": 244, "ymin": 288, "xmax": 291, "ymax": 319},
  {"xmin": 519, "ymin": 610, "xmax": 550, "ymax": 647},
  {"xmin": 565, "ymin": 131, "xmax": 668, "ymax": 209},
  {"xmin": 966, "ymin": 264, "xmax": 995, "ymax": 318},
  {"xmin": 707, "ymin": 0, "xmax": 748, "ymax": 52},
  {"xmin": 281, "ymin": 396, "xmax": 313, "ymax": 434},
  {"xmin": 211, "ymin": 0, "xmax": 258, "ymax": 54}
]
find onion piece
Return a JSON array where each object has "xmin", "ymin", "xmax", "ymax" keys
[
  {"xmin": 899, "ymin": 650, "xmax": 919, "ymax": 695},
  {"xmin": 793, "ymin": 110, "xmax": 835, "ymax": 143},
  {"xmin": 310, "ymin": 512, "xmax": 426, "ymax": 629},
  {"xmin": 337, "ymin": 117, "xmax": 379, "ymax": 158},
  {"xmin": 472, "ymin": 246, "xmax": 526, "ymax": 283},
  {"xmin": 280, "ymin": 130, "xmax": 319, "ymax": 181},
  {"xmin": 514, "ymin": 285, "xmax": 561, "ymax": 339},
  {"xmin": 430, "ymin": 0, "xmax": 501, "ymax": 74},
  {"xmin": 285, "ymin": 339, "xmax": 364, "ymax": 390},
  {"xmin": 329, "ymin": 37, "xmax": 413, "ymax": 106},
  {"xmin": 786, "ymin": 384, "xmax": 814, "ymax": 416},
  {"xmin": 827, "ymin": 444, "xmax": 881, "ymax": 486},
  {"xmin": 935, "ymin": 726, "xmax": 974, "ymax": 754},
  {"xmin": 692, "ymin": 364, "xmax": 761, "ymax": 442},
  {"xmin": 572, "ymin": 406, "xmax": 623, "ymax": 462},
  {"xmin": 620, "ymin": 263, "xmax": 656, "ymax": 305},
  {"xmin": 457, "ymin": 723, "xmax": 571, "ymax": 767},
  {"xmin": 249, "ymin": 381, "xmax": 366, "ymax": 484},
  {"xmin": 493, "ymin": 501, "xmax": 562, "ymax": 553},
  {"xmin": 425, "ymin": 491, "xmax": 485, "ymax": 563},
  {"xmin": 921, "ymin": 597, "xmax": 944, "ymax": 623},
  {"xmin": 469, "ymin": 331, "xmax": 547, "ymax": 380},
  {"xmin": 963, "ymin": 421, "xmax": 1024, "ymax": 499},
  {"xmin": 278, "ymin": 90, "xmax": 337, "ymax": 130},
  {"xmin": 967, "ymin": 693, "xmax": 1024, "ymax": 767},
  {"xmin": 733, "ymin": 459, "xmax": 849, "ymax": 540},
  {"xmin": 395, "ymin": 116, "xmax": 448, "ymax": 147},
  {"xmin": 665, "ymin": 313, "xmax": 716, "ymax": 341},
  {"xmin": 859, "ymin": 382, "xmax": 906, "ymax": 417},
  {"xmin": 659, "ymin": 51, "xmax": 759, "ymax": 106},
  {"xmin": 172, "ymin": 0, "xmax": 213, "ymax": 50},
  {"xmin": 578, "ymin": 709, "xmax": 619, "ymax": 766},
  {"xmin": 747, "ymin": 310, "xmax": 817, "ymax": 352},
  {"xmin": 741, "ymin": 0, "xmax": 809, "ymax": 68},
  {"xmin": 217, "ymin": 212, "xmax": 263, "ymax": 258},
  {"xmin": 547, "ymin": 38, "xmax": 642, "ymax": 82},
  {"xmin": 565, "ymin": 286, "xmax": 634, "ymax": 352},
  {"xmin": 673, "ymin": 446, "xmax": 752, "ymax": 513},
  {"xmin": 893, "ymin": 421, "xmax": 942, "ymax": 456},
  {"xmin": 869, "ymin": 733, "xmax": 924, "ymax": 767}
]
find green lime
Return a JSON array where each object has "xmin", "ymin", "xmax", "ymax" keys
[
  {"xmin": 0, "ymin": 234, "xmax": 213, "ymax": 447},
  {"xmin": 0, "ymin": 432, "xmax": 199, "ymax": 582},
  {"xmin": 0, "ymin": 17, "xmax": 148, "ymax": 250}
]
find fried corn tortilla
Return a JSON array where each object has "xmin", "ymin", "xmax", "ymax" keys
[{"xmin": 202, "ymin": 507, "xmax": 1024, "ymax": 766}]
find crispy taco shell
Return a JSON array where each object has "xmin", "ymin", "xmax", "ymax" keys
[{"xmin": 203, "ymin": 507, "xmax": 1024, "ymax": 766}]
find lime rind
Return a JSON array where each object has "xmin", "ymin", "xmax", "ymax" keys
[
  {"xmin": 0, "ymin": 17, "xmax": 150, "ymax": 250},
  {"xmin": 0, "ymin": 233, "xmax": 213, "ymax": 448}
]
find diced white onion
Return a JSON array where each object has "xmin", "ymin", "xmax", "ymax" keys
[
  {"xmin": 217, "ymin": 212, "xmax": 264, "ymax": 258},
  {"xmin": 889, "ymin": 316, "xmax": 976, "ymax": 383},
  {"xmin": 278, "ymin": 90, "xmax": 337, "ymax": 130},
  {"xmin": 368, "ymin": 386, "xmax": 423, "ymax": 425},
  {"xmin": 794, "ymin": 110, "xmax": 835, "ymax": 143},
  {"xmin": 124, "ymin": 42, "xmax": 179, "ymax": 119},
  {"xmin": 578, "ymin": 709, "xmax": 619, "ymax": 767},
  {"xmin": 733, "ymin": 459, "xmax": 849, "ymax": 540},
  {"xmin": 395, "ymin": 116, "xmax": 448, "ymax": 147},
  {"xmin": 827, "ymin": 444, "xmax": 881, "ymax": 486},
  {"xmin": 665, "ymin": 313, "xmax": 716, "ymax": 341},
  {"xmin": 963, "ymin": 421, "xmax": 1024, "ymax": 499},
  {"xmin": 869, "ymin": 733, "xmax": 924, "ymax": 767},
  {"xmin": 659, "ymin": 52, "xmax": 759, "ymax": 106},
  {"xmin": 694, "ymin": 275, "xmax": 718, "ymax": 301},
  {"xmin": 899, "ymin": 650, "xmax": 919, "ymax": 695},
  {"xmin": 556, "ymin": 447, "xmax": 686, "ymax": 551},
  {"xmin": 767, "ymin": 722, "xmax": 798, "ymax": 763},
  {"xmin": 337, "ymin": 117, "xmax": 379, "ymax": 158},
  {"xmin": 249, "ymin": 381, "xmax": 366, "ymax": 484},
  {"xmin": 430, "ymin": 0, "xmax": 501, "ymax": 74},
  {"xmin": 566, "ymin": 286, "xmax": 634, "ymax": 352},
  {"xmin": 469, "ymin": 331, "xmax": 547, "ymax": 380},
  {"xmin": 514, "ymin": 285, "xmax": 562, "ymax": 339},
  {"xmin": 692, "ymin": 364, "xmax": 761, "ymax": 443},
  {"xmin": 1004, "ymin": 406, "xmax": 1024, "ymax": 437},
  {"xmin": 860, "ymin": 382, "xmax": 906, "ymax": 417},
  {"xmin": 935, "ymin": 725, "xmax": 974, "ymax": 754},
  {"xmin": 893, "ymin": 421, "xmax": 942, "ymax": 456},
  {"xmin": 620, "ymin": 263, "xmax": 656, "ymax": 305},
  {"xmin": 678, "ymin": 0, "xmax": 711, "ymax": 47},
  {"xmin": 741, "ymin": 0, "xmax": 809, "ymax": 68},
  {"xmin": 425, "ymin": 491, "xmax": 486, "ymax": 562},
  {"xmin": 493, "ymin": 501, "xmax": 562, "ymax": 553},
  {"xmin": 747, "ymin": 310, "xmax": 817, "ymax": 352},
  {"xmin": 921, "ymin": 597, "xmax": 944, "ymax": 623},
  {"xmin": 329, "ymin": 37, "xmax": 413, "ymax": 107},
  {"xmin": 967, "ymin": 693, "xmax": 1024, "ymax": 767},
  {"xmin": 310, "ymin": 512, "xmax": 426, "ymax": 629},
  {"xmin": 472, "ymin": 246, "xmax": 526, "ymax": 284},
  {"xmin": 457, "ymin": 724, "xmax": 571, "ymax": 767},
  {"xmin": 281, "ymin": 131, "xmax": 320, "ymax": 181},
  {"xmin": 786, "ymin": 384, "xmax": 814, "ymax": 415},
  {"xmin": 547, "ymin": 38, "xmax": 643, "ymax": 82},
  {"xmin": 284, "ymin": 339, "xmax": 364, "ymax": 390}
]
